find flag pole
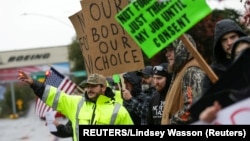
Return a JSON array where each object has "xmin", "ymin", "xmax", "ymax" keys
[
  {"xmin": 76, "ymin": 86, "xmax": 85, "ymax": 93},
  {"xmin": 47, "ymin": 64, "xmax": 86, "ymax": 93}
]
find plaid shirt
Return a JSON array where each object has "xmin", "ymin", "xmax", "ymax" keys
[{"xmin": 125, "ymin": 87, "xmax": 156, "ymax": 125}]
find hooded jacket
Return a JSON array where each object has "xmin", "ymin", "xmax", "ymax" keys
[
  {"xmin": 211, "ymin": 19, "xmax": 247, "ymax": 77},
  {"xmin": 122, "ymin": 71, "xmax": 142, "ymax": 125},
  {"xmin": 202, "ymin": 19, "xmax": 247, "ymax": 95},
  {"xmin": 189, "ymin": 48, "xmax": 250, "ymax": 121},
  {"xmin": 231, "ymin": 36, "xmax": 250, "ymax": 61},
  {"xmin": 161, "ymin": 34, "xmax": 207, "ymax": 124},
  {"xmin": 123, "ymin": 71, "xmax": 142, "ymax": 97}
]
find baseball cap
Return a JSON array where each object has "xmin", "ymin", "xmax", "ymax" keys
[
  {"xmin": 137, "ymin": 66, "xmax": 153, "ymax": 76},
  {"xmin": 82, "ymin": 73, "xmax": 107, "ymax": 87}
]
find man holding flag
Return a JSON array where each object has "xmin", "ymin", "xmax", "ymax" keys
[
  {"xmin": 35, "ymin": 67, "xmax": 77, "ymax": 119},
  {"xmin": 18, "ymin": 70, "xmax": 133, "ymax": 141}
]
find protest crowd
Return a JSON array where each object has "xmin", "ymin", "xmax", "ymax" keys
[{"xmin": 11, "ymin": 0, "xmax": 250, "ymax": 141}]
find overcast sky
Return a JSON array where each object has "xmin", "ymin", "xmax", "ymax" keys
[
  {"xmin": 0, "ymin": 0, "xmax": 245, "ymax": 52},
  {"xmin": 0, "ymin": 0, "xmax": 81, "ymax": 52}
]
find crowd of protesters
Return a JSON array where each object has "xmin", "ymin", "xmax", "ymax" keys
[{"xmin": 16, "ymin": 17, "xmax": 250, "ymax": 141}]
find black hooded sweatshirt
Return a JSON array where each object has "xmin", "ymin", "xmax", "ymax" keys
[
  {"xmin": 122, "ymin": 71, "xmax": 142, "ymax": 125},
  {"xmin": 203, "ymin": 19, "xmax": 247, "ymax": 94}
]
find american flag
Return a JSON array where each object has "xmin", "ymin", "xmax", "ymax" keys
[{"xmin": 35, "ymin": 67, "xmax": 77, "ymax": 118}]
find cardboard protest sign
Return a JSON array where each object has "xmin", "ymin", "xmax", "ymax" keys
[
  {"xmin": 115, "ymin": 0, "xmax": 212, "ymax": 58},
  {"xmin": 69, "ymin": 0, "xmax": 144, "ymax": 76}
]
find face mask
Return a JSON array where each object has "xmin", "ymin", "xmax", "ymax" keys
[{"xmin": 141, "ymin": 84, "xmax": 150, "ymax": 91}]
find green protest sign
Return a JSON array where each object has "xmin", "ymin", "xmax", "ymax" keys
[
  {"xmin": 115, "ymin": 0, "xmax": 212, "ymax": 58},
  {"xmin": 112, "ymin": 74, "xmax": 120, "ymax": 83}
]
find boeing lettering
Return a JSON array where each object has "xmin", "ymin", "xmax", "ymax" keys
[{"xmin": 8, "ymin": 53, "xmax": 50, "ymax": 62}]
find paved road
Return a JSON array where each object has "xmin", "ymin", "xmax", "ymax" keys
[{"xmin": 0, "ymin": 102, "xmax": 72, "ymax": 141}]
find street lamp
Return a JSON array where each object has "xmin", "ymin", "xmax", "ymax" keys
[
  {"xmin": 19, "ymin": 11, "xmax": 76, "ymax": 49},
  {"xmin": 21, "ymin": 12, "xmax": 72, "ymax": 29}
]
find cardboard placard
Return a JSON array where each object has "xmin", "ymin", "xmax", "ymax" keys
[{"xmin": 69, "ymin": 0, "xmax": 144, "ymax": 76}]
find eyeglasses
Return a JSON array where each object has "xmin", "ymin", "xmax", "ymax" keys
[{"xmin": 153, "ymin": 66, "xmax": 165, "ymax": 71}]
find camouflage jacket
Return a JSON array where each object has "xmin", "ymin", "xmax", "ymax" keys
[{"xmin": 169, "ymin": 64, "xmax": 207, "ymax": 124}]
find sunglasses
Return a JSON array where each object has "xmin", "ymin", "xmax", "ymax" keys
[{"xmin": 153, "ymin": 66, "xmax": 165, "ymax": 71}]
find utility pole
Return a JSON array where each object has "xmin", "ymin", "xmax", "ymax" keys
[{"xmin": 10, "ymin": 81, "xmax": 17, "ymax": 119}]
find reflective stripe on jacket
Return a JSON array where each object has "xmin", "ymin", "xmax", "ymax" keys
[{"xmin": 42, "ymin": 85, "xmax": 134, "ymax": 141}]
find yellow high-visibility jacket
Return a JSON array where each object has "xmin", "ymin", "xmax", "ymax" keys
[
  {"xmin": 42, "ymin": 85, "xmax": 134, "ymax": 141},
  {"xmin": 113, "ymin": 90, "xmax": 123, "ymax": 104}
]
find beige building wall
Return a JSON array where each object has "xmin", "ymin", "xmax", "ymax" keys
[{"xmin": 0, "ymin": 46, "xmax": 69, "ymax": 69}]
